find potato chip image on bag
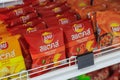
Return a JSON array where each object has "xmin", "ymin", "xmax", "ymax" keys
[
  {"xmin": 0, "ymin": 35, "xmax": 26, "ymax": 79},
  {"xmin": 96, "ymin": 10, "xmax": 120, "ymax": 48}
]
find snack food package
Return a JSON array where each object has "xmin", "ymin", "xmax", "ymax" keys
[
  {"xmin": 32, "ymin": 0, "xmax": 50, "ymax": 7},
  {"xmin": 24, "ymin": 27, "xmax": 66, "ymax": 71},
  {"xmin": 96, "ymin": 10, "xmax": 120, "ymax": 49},
  {"xmin": 8, "ymin": 22, "xmax": 46, "ymax": 35},
  {"xmin": 76, "ymin": 4, "xmax": 107, "ymax": 19},
  {"xmin": 0, "ymin": 35, "xmax": 26, "ymax": 79},
  {"xmin": 6, "ymin": 12, "xmax": 38, "ymax": 27},
  {"xmin": 6, "ymin": 6, "xmax": 35, "ymax": 20},
  {"xmin": 0, "ymin": 3, "xmax": 31, "ymax": 14},
  {"xmin": 35, "ymin": 1, "xmax": 66, "ymax": 11},
  {"xmin": 38, "ymin": 4, "xmax": 70, "ymax": 17},
  {"xmin": 10, "ymin": 18, "xmax": 44, "ymax": 29},
  {"xmin": 43, "ymin": 12, "xmax": 77, "ymax": 27},
  {"xmin": 62, "ymin": 19, "xmax": 96, "ymax": 57}
]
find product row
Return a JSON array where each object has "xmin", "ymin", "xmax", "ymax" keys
[{"xmin": 0, "ymin": 0, "xmax": 120, "ymax": 79}]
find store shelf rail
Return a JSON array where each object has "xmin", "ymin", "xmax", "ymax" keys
[{"xmin": 0, "ymin": 0, "xmax": 23, "ymax": 8}]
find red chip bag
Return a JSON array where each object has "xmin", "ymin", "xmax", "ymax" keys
[
  {"xmin": 14, "ymin": 18, "xmax": 43, "ymax": 28},
  {"xmin": 43, "ymin": 12, "xmax": 77, "ymax": 27},
  {"xmin": 8, "ymin": 22, "xmax": 46, "ymax": 35},
  {"xmin": 36, "ymin": 1, "xmax": 66, "ymax": 10},
  {"xmin": 34, "ymin": 22, "xmax": 46, "ymax": 30},
  {"xmin": 7, "ymin": 6, "xmax": 35, "ymax": 20},
  {"xmin": 76, "ymin": 4, "xmax": 107, "ymax": 19},
  {"xmin": 32, "ymin": 0, "xmax": 50, "ymax": 7},
  {"xmin": 38, "ymin": 4, "xmax": 70, "ymax": 17},
  {"xmin": 0, "ymin": 14, "xmax": 8, "ymax": 24},
  {"xmin": 62, "ymin": 19, "xmax": 96, "ymax": 57},
  {"xmin": 6, "ymin": 12, "xmax": 38, "ymax": 27},
  {"xmin": 24, "ymin": 27, "xmax": 66, "ymax": 71},
  {"xmin": 0, "ymin": 5, "xmax": 21, "ymax": 13}
]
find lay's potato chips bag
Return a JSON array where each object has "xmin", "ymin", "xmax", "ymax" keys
[
  {"xmin": 0, "ymin": 35, "xmax": 26, "ymax": 79},
  {"xmin": 96, "ymin": 10, "xmax": 120, "ymax": 48},
  {"xmin": 24, "ymin": 27, "xmax": 66, "ymax": 71},
  {"xmin": 62, "ymin": 19, "xmax": 96, "ymax": 57}
]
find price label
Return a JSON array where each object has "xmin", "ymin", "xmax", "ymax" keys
[{"xmin": 77, "ymin": 52, "xmax": 94, "ymax": 69}]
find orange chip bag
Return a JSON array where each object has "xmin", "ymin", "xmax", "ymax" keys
[
  {"xmin": 96, "ymin": 10, "xmax": 120, "ymax": 48},
  {"xmin": 0, "ymin": 35, "xmax": 26, "ymax": 79},
  {"xmin": 77, "ymin": 4, "xmax": 107, "ymax": 19}
]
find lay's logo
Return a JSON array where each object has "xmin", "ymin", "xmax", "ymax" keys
[
  {"xmin": 0, "ymin": 42, "xmax": 8, "ymax": 50},
  {"xmin": 110, "ymin": 23, "xmax": 120, "ymax": 32},
  {"xmin": 53, "ymin": 7, "xmax": 61, "ymax": 13},
  {"xmin": 59, "ymin": 18, "xmax": 69, "ymax": 25},
  {"xmin": 42, "ymin": 32, "xmax": 53, "ymax": 44},
  {"xmin": 73, "ymin": 24, "xmax": 84, "ymax": 33},
  {"xmin": 27, "ymin": 27, "xmax": 37, "ymax": 33}
]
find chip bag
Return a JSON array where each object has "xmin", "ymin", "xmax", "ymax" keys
[
  {"xmin": 6, "ymin": 12, "xmax": 38, "ymax": 27},
  {"xmin": 24, "ymin": 27, "xmax": 66, "ymax": 70},
  {"xmin": 0, "ymin": 35, "xmax": 26, "ymax": 79},
  {"xmin": 11, "ymin": 18, "xmax": 44, "ymax": 29},
  {"xmin": 96, "ymin": 11, "xmax": 120, "ymax": 49},
  {"xmin": 35, "ymin": 1, "xmax": 66, "ymax": 11},
  {"xmin": 76, "ymin": 4, "xmax": 107, "ymax": 19},
  {"xmin": 43, "ymin": 12, "xmax": 77, "ymax": 27},
  {"xmin": 7, "ymin": 6, "xmax": 35, "ymax": 20},
  {"xmin": 62, "ymin": 19, "xmax": 96, "ymax": 57},
  {"xmin": 38, "ymin": 4, "xmax": 70, "ymax": 17}
]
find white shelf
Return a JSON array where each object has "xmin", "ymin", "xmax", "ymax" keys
[
  {"xmin": 0, "ymin": 0, "xmax": 16, "ymax": 3},
  {"xmin": 0, "ymin": 0, "xmax": 23, "ymax": 7},
  {"xmin": 31, "ymin": 49, "xmax": 120, "ymax": 80}
]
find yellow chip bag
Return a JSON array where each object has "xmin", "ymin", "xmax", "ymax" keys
[{"xmin": 0, "ymin": 35, "xmax": 26, "ymax": 79}]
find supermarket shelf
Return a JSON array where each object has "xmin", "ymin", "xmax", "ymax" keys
[
  {"xmin": 0, "ymin": 0, "xmax": 23, "ymax": 7},
  {"xmin": 31, "ymin": 49, "xmax": 120, "ymax": 80},
  {"xmin": 0, "ymin": 0, "xmax": 16, "ymax": 3}
]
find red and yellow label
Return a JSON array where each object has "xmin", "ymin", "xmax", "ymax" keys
[
  {"xmin": 53, "ymin": 7, "xmax": 61, "ymax": 13},
  {"xmin": 42, "ymin": 32, "xmax": 53, "ymax": 44},
  {"xmin": 110, "ymin": 23, "xmax": 120, "ymax": 36},
  {"xmin": 73, "ymin": 24, "xmax": 84, "ymax": 33}
]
